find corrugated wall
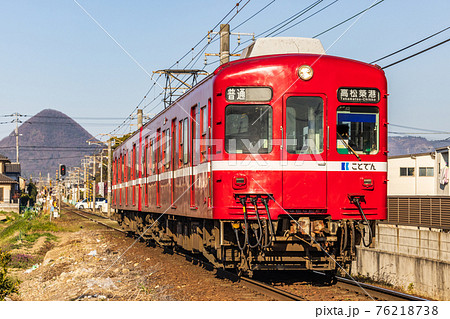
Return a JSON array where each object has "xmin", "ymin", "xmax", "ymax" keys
[{"xmin": 387, "ymin": 196, "xmax": 450, "ymax": 230}]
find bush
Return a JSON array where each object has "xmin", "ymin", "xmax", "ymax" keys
[{"xmin": 0, "ymin": 248, "xmax": 20, "ymax": 300}]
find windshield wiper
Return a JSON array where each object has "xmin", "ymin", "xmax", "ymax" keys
[{"xmin": 337, "ymin": 132, "xmax": 361, "ymax": 161}]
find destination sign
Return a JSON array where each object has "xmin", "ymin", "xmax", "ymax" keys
[
  {"xmin": 226, "ymin": 87, "xmax": 272, "ymax": 102},
  {"xmin": 337, "ymin": 87, "xmax": 380, "ymax": 103}
]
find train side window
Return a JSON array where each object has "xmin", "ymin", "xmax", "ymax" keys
[
  {"xmin": 183, "ymin": 117, "xmax": 189, "ymax": 164},
  {"xmin": 121, "ymin": 154, "xmax": 124, "ymax": 183},
  {"xmin": 179, "ymin": 120, "xmax": 183, "ymax": 164},
  {"xmin": 165, "ymin": 128, "xmax": 171, "ymax": 168},
  {"xmin": 201, "ymin": 106, "xmax": 207, "ymax": 162},
  {"xmin": 156, "ymin": 129, "xmax": 161, "ymax": 171},
  {"xmin": 201, "ymin": 106, "xmax": 207, "ymax": 136},
  {"xmin": 286, "ymin": 96, "xmax": 323, "ymax": 154},
  {"xmin": 132, "ymin": 144, "xmax": 136, "ymax": 180},
  {"xmin": 336, "ymin": 106, "xmax": 379, "ymax": 155},
  {"xmin": 151, "ymin": 139, "xmax": 156, "ymax": 173},
  {"xmin": 225, "ymin": 105, "xmax": 272, "ymax": 154}
]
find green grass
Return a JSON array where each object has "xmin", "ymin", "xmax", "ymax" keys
[{"xmin": 0, "ymin": 212, "xmax": 66, "ymax": 249}]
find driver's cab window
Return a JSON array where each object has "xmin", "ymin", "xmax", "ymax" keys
[{"xmin": 336, "ymin": 106, "xmax": 379, "ymax": 155}]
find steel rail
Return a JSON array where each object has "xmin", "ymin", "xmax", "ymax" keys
[
  {"xmin": 336, "ymin": 276, "xmax": 429, "ymax": 301},
  {"xmin": 239, "ymin": 276, "xmax": 306, "ymax": 301},
  {"xmin": 68, "ymin": 208, "xmax": 126, "ymax": 234}
]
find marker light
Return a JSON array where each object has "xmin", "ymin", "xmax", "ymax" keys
[{"xmin": 298, "ymin": 65, "xmax": 313, "ymax": 81}]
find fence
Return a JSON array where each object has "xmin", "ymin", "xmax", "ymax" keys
[{"xmin": 387, "ymin": 196, "xmax": 450, "ymax": 230}]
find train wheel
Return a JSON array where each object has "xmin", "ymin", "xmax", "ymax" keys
[{"xmin": 324, "ymin": 270, "xmax": 337, "ymax": 285}]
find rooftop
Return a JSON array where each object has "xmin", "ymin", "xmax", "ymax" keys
[{"xmin": 0, "ymin": 173, "xmax": 17, "ymax": 184}]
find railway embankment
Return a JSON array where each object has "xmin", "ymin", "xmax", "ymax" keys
[
  {"xmin": 352, "ymin": 223, "xmax": 450, "ymax": 300},
  {"xmin": 1, "ymin": 208, "xmax": 272, "ymax": 301}
]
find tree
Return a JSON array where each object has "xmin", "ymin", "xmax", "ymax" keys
[{"xmin": 27, "ymin": 182, "xmax": 38, "ymax": 206}]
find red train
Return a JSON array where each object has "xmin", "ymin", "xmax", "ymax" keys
[{"xmin": 112, "ymin": 38, "xmax": 387, "ymax": 278}]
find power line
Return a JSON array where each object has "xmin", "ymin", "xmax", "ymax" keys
[
  {"xmin": 19, "ymin": 155, "xmax": 97, "ymax": 161},
  {"xmin": 271, "ymin": 0, "xmax": 339, "ymax": 37},
  {"xmin": 382, "ymin": 37, "xmax": 450, "ymax": 69},
  {"xmin": 183, "ymin": 1, "xmax": 251, "ymax": 71},
  {"xmin": 371, "ymin": 26, "xmax": 450, "ymax": 64},
  {"xmin": 169, "ymin": 1, "xmax": 243, "ymax": 70},
  {"xmin": 313, "ymin": 0, "xmax": 385, "ymax": 38},
  {"xmin": 389, "ymin": 131, "xmax": 450, "ymax": 135},
  {"xmin": 389, "ymin": 123, "xmax": 450, "ymax": 134},
  {"xmin": 265, "ymin": 0, "xmax": 324, "ymax": 38},
  {"xmin": 233, "ymin": 0, "xmax": 325, "ymax": 51},
  {"xmin": 231, "ymin": 0, "xmax": 276, "ymax": 31},
  {"xmin": 1, "ymin": 114, "xmax": 127, "ymax": 120}
]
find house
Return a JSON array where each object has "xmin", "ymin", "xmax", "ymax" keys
[
  {"xmin": 388, "ymin": 146, "xmax": 450, "ymax": 196},
  {"xmin": 388, "ymin": 152, "xmax": 436, "ymax": 195},
  {"xmin": 0, "ymin": 153, "xmax": 20, "ymax": 212}
]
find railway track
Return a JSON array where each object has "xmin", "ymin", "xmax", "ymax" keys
[
  {"xmin": 335, "ymin": 275, "xmax": 429, "ymax": 301},
  {"xmin": 65, "ymin": 206, "xmax": 429, "ymax": 301},
  {"xmin": 68, "ymin": 207, "xmax": 126, "ymax": 234}
]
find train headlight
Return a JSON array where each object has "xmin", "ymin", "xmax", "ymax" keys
[{"xmin": 298, "ymin": 65, "xmax": 313, "ymax": 81}]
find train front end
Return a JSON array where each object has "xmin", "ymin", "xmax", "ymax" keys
[{"xmin": 211, "ymin": 38, "xmax": 387, "ymax": 276}]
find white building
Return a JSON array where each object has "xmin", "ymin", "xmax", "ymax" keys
[
  {"xmin": 388, "ymin": 152, "xmax": 436, "ymax": 195},
  {"xmin": 435, "ymin": 146, "xmax": 450, "ymax": 196}
]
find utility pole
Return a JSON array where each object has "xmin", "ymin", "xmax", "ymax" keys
[
  {"xmin": 137, "ymin": 109, "xmax": 143, "ymax": 129},
  {"xmin": 12, "ymin": 112, "xmax": 22, "ymax": 163},
  {"xmin": 77, "ymin": 168, "xmax": 80, "ymax": 202},
  {"xmin": 93, "ymin": 155, "xmax": 96, "ymax": 212},
  {"xmin": 83, "ymin": 158, "xmax": 88, "ymax": 201},
  {"xmin": 204, "ymin": 24, "xmax": 253, "ymax": 65},
  {"xmin": 100, "ymin": 151, "xmax": 103, "ymax": 187},
  {"xmin": 107, "ymin": 139, "xmax": 112, "ymax": 217},
  {"xmin": 220, "ymin": 24, "xmax": 230, "ymax": 65}
]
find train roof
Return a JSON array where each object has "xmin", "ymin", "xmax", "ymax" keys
[{"xmin": 241, "ymin": 37, "xmax": 326, "ymax": 58}]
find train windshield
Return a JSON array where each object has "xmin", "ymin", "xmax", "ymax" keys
[
  {"xmin": 225, "ymin": 105, "xmax": 272, "ymax": 154},
  {"xmin": 336, "ymin": 106, "xmax": 379, "ymax": 155},
  {"xmin": 286, "ymin": 96, "xmax": 324, "ymax": 154}
]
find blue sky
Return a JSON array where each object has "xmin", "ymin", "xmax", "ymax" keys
[{"xmin": 0, "ymin": 0, "xmax": 449, "ymax": 140}]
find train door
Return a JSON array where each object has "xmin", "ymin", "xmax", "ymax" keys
[
  {"xmin": 190, "ymin": 105, "xmax": 197, "ymax": 208},
  {"xmin": 125, "ymin": 151, "xmax": 128, "ymax": 206},
  {"xmin": 156, "ymin": 129, "xmax": 161, "ymax": 207},
  {"xmin": 144, "ymin": 137, "xmax": 148, "ymax": 208},
  {"xmin": 171, "ymin": 119, "xmax": 177, "ymax": 207},
  {"xmin": 282, "ymin": 95, "xmax": 327, "ymax": 209},
  {"xmin": 132, "ymin": 144, "xmax": 136, "ymax": 206}
]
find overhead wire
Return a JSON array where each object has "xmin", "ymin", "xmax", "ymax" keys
[
  {"xmin": 111, "ymin": 1, "xmax": 248, "ymax": 129},
  {"xmin": 183, "ymin": 1, "xmax": 251, "ymax": 71},
  {"xmin": 231, "ymin": 0, "xmax": 276, "ymax": 31},
  {"xmin": 231, "ymin": 0, "xmax": 326, "ymax": 52},
  {"xmin": 389, "ymin": 123, "xmax": 450, "ymax": 134},
  {"xmin": 265, "ymin": 0, "xmax": 324, "ymax": 37},
  {"xmin": 271, "ymin": 0, "xmax": 339, "ymax": 37},
  {"xmin": 168, "ymin": 1, "xmax": 243, "ymax": 70},
  {"xmin": 230, "ymin": 0, "xmax": 340, "ymax": 55},
  {"xmin": 371, "ymin": 26, "xmax": 450, "ymax": 64},
  {"xmin": 382, "ymin": 37, "xmax": 450, "ymax": 69},
  {"xmin": 313, "ymin": 0, "xmax": 385, "ymax": 38}
]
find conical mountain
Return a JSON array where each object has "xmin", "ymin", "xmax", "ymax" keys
[{"xmin": 0, "ymin": 109, "xmax": 101, "ymax": 178}]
